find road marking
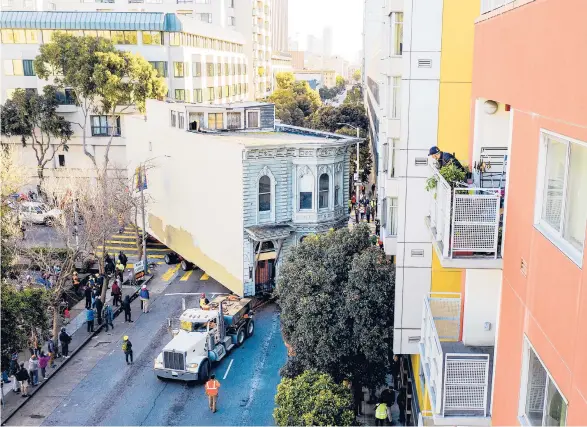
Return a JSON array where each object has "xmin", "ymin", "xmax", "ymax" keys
[
  {"xmin": 200, "ymin": 273, "xmax": 209, "ymax": 281},
  {"xmin": 102, "ymin": 246, "xmax": 169, "ymax": 252},
  {"xmin": 106, "ymin": 240, "xmax": 138, "ymax": 245},
  {"xmin": 162, "ymin": 264, "xmax": 181, "ymax": 281},
  {"xmin": 164, "ymin": 292, "xmax": 229, "ymax": 297},
  {"xmin": 180, "ymin": 270, "xmax": 193, "ymax": 281},
  {"xmin": 96, "ymin": 252, "xmax": 166, "ymax": 259},
  {"xmin": 223, "ymin": 359, "xmax": 234, "ymax": 380}
]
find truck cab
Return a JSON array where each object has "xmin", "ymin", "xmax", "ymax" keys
[{"xmin": 154, "ymin": 296, "xmax": 254, "ymax": 382}]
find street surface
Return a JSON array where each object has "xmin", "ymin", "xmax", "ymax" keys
[{"xmin": 7, "ymin": 266, "xmax": 286, "ymax": 426}]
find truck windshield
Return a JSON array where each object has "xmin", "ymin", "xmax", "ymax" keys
[{"xmin": 180, "ymin": 321, "xmax": 215, "ymax": 332}]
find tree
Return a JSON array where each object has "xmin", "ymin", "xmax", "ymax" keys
[
  {"xmin": 335, "ymin": 75, "xmax": 346, "ymax": 92},
  {"xmin": 343, "ymin": 84, "xmax": 363, "ymax": 105},
  {"xmin": 274, "ymin": 371, "xmax": 355, "ymax": 426},
  {"xmin": 34, "ymin": 32, "xmax": 167, "ymax": 173},
  {"xmin": 352, "ymin": 69, "xmax": 361, "ymax": 82},
  {"xmin": 318, "ymin": 87, "xmax": 337, "ymax": 101},
  {"xmin": 1, "ymin": 86, "xmax": 73, "ymax": 183},
  {"xmin": 310, "ymin": 103, "xmax": 369, "ymax": 133},
  {"xmin": 336, "ymin": 127, "xmax": 373, "ymax": 187},
  {"xmin": 276, "ymin": 226, "xmax": 395, "ymax": 409},
  {"xmin": 275, "ymin": 71, "xmax": 295, "ymax": 90},
  {"xmin": 269, "ymin": 77, "xmax": 321, "ymax": 127}
]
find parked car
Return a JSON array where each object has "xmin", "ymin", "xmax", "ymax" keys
[
  {"xmin": 18, "ymin": 201, "xmax": 62, "ymax": 226},
  {"xmin": 164, "ymin": 251, "xmax": 195, "ymax": 271}
]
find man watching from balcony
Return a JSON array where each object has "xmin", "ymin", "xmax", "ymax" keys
[{"xmin": 428, "ymin": 146, "xmax": 465, "ymax": 171}]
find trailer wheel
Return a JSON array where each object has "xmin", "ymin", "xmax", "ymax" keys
[
  {"xmin": 236, "ymin": 327, "xmax": 246, "ymax": 347},
  {"xmin": 198, "ymin": 359, "xmax": 210, "ymax": 383},
  {"xmin": 181, "ymin": 260, "xmax": 193, "ymax": 271},
  {"xmin": 245, "ymin": 319, "xmax": 255, "ymax": 338}
]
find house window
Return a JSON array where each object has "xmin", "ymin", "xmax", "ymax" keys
[
  {"xmin": 142, "ymin": 31, "xmax": 162, "ymax": 45},
  {"xmin": 207, "ymin": 63, "xmax": 215, "ymax": 76},
  {"xmin": 170, "ymin": 111, "xmax": 177, "ymax": 127},
  {"xmin": 56, "ymin": 88, "xmax": 75, "ymax": 105},
  {"xmin": 392, "ymin": 77, "xmax": 401, "ymax": 118},
  {"xmin": 319, "ymin": 174, "xmax": 329, "ymax": 209},
  {"xmin": 194, "ymin": 89, "xmax": 203, "ymax": 103},
  {"xmin": 536, "ymin": 132, "xmax": 587, "ymax": 264},
  {"xmin": 259, "ymin": 175, "xmax": 271, "ymax": 212},
  {"xmin": 334, "ymin": 171, "xmax": 342, "ymax": 207},
  {"xmin": 23, "ymin": 60, "xmax": 35, "ymax": 76},
  {"xmin": 193, "ymin": 62, "xmax": 201, "ymax": 77},
  {"xmin": 174, "ymin": 89, "xmax": 186, "ymax": 101},
  {"xmin": 224, "ymin": 63, "xmax": 229, "ymax": 76},
  {"xmin": 228, "ymin": 16, "xmax": 236, "ymax": 26},
  {"xmin": 383, "ymin": 142, "xmax": 389, "ymax": 173},
  {"xmin": 169, "ymin": 33, "xmax": 180, "ymax": 46},
  {"xmin": 174, "ymin": 62, "xmax": 185, "ymax": 77},
  {"xmin": 208, "ymin": 113, "xmax": 223, "ymax": 129},
  {"xmin": 520, "ymin": 341, "xmax": 567, "ymax": 426},
  {"xmin": 247, "ymin": 111, "xmax": 260, "ymax": 128},
  {"xmin": 216, "ymin": 86, "xmax": 222, "ymax": 99},
  {"xmin": 225, "ymin": 85, "xmax": 230, "ymax": 97},
  {"xmin": 149, "ymin": 61, "xmax": 167, "ymax": 77},
  {"xmin": 217, "ymin": 63, "xmax": 222, "ymax": 75},
  {"xmin": 393, "ymin": 13, "xmax": 403, "ymax": 56},
  {"xmin": 390, "ymin": 138, "xmax": 398, "ymax": 177},
  {"xmin": 91, "ymin": 115, "xmax": 121, "ymax": 136},
  {"xmin": 227, "ymin": 112, "xmax": 241, "ymax": 129},
  {"xmin": 299, "ymin": 174, "xmax": 313, "ymax": 210},
  {"xmin": 207, "ymin": 87, "xmax": 215, "ymax": 101},
  {"xmin": 197, "ymin": 13, "xmax": 212, "ymax": 23},
  {"xmin": 178, "ymin": 112, "xmax": 185, "ymax": 129},
  {"xmin": 58, "ymin": 155, "xmax": 65, "ymax": 167},
  {"xmin": 388, "ymin": 197, "xmax": 398, "ymax": 236}
]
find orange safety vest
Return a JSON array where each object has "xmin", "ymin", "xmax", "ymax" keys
[{"xmin": 205, "ymin": 379, "xmax": 220, "ymax": 396}]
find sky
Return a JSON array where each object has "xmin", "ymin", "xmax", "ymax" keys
[{"xmin": 288, "ymin": 0, "xmax": 363, "ymax": 62}]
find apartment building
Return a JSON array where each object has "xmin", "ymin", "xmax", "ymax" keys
[
  {"xmin": 0, "ymin": 10, "xmax": 248, "ymax": 180},
  {"xmin": 471, "ymin": 0, "xmax": 587, "ymax": 425},
  {"xmin": 4, "ymin": 0, "xmax": 277, "ymax": 101}
]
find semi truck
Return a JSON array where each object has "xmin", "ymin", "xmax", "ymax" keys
[{"xmin": 154, "ymin": 295, "xmax": 255, "ymax": 382}]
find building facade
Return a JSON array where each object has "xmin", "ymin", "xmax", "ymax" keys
[
  {"xmin": 270, "ymin": 0, "xmax": 287, "ymax": 53},
  {"xmin": 0, "ymin": 10, "xmax": 248, "ymax": 182},
  {"xmin": 293, "ymin": 70, "xmax": 335, "ymax": 90},
  {"xmin": 471, "ymin": 0, "xmax": 587, "ymax": 425},
  {"xmin": 126, "ymin": 99, "xmax": 357, "ymax": 297}
]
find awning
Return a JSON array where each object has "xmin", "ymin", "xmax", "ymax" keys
[{"xmin": 245, "ymin": 224, "xmax": 294, "ymax": 241}]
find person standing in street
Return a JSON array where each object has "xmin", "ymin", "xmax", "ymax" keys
[
  {"xmin": 118, "ymin": 251, "xmax": 128, "ymax": 270},
  {"xmin": 16, "ymin": 363, "xmax": 29, "ymax": 397},
  {"xmin": 38, "ymin": 352, "xmax": 50, "ymax": 380},
  {"xmin": 59, "ymin": 327, "xmax": 71, "ymax": 358},
  {"xmin": 122, "ymin": 336, "xmax": 133, "ymax": 365},
  {"xmin": 139, "ymin": 284, "xmax": 150, "ymax": 313},
  {"xmin": 205, "ymin": 375, "xmax": 221, "ymax": 413},
  {"xmin": 115, "ymin": 261, "xmax": 125, "ymax": 284},
  {"xmin": 366, "ymin": 203, "xmax": 371, "ymax": 223},
  {"xmin": 375, "ymin": 399, "xmax": 388, "ymax": 426},
  {"xmin": 47, "ymin": 336, "xmax": 57, "ymax": 367},
  {"xmin": 199, "ymin": 293, "xmax": 209, "ymax": 309},
  {"xmin": 28, "ymin": 355, "xmax": 39, "ymax": 386},
  {"xmin": 122, "ymin": 295, "xmax": 133, "ymax": 322},
  {"xmin": 84, "ymin": 284, "xmax": 92, "ymax": 309},
  {"xmin": 103, "ymin": 303, "xmax": 114, "ymax": 332},
  {"xmin": 355, "ymin": 205, "xmax": 360, "ymax": 224},
  {"xmin": 111, "ymin": 280, "xmax": 122, "ymax": 307},
  {"xmin": 86, "ymin": 307, "xmax": 95, "ymax": 333},
  {"xmin": 390, "ymin": 354, "xmax": 401, "ymax": 390},
  {"xmin": 94, "ymin": 295, "xmax": 104, "ymax": 325},
  {"xmin": 72, "ymin": 271, "xmax": 80, "ymax": 295},
  {"xmin": 397, "ymin": 388, "xmax": 407, "ymax": 424}
]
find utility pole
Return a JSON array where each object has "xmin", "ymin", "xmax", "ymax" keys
[{"xmin": 140, "ymin": 164, "xmax": 147, "ymax": 273}]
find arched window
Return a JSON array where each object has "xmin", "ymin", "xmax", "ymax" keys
[
  {"xmin": 259, "ymin": 175, "xmax": 271, "ymax": 212},
  {"xmin": 299, "ymin": 174, "xmax": 313, "ymax": 210},
  {"xmin": 319, "ymin": 173, "xmax": 329, "ymax": 209},
  {"xmin": 334, "ymin": 170, "xmax": 342, "ymax": 206}
]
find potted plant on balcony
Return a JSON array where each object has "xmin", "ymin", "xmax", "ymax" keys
[{"xmin": 425, "ymin": 163, "xmax": 468, "ymax": 194}]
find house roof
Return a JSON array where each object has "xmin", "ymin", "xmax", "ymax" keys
[{"xmin": 245, "ymin": 224, "xmax": 295, "ymax": 241}]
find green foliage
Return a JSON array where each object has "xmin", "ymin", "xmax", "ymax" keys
[
  {"xmin": 1, "ymin": 281, "xmax": 51, "ymax": 358},
  {"xmin": 425, "ymin": 176, "xmax": 438, "ymax": 192},
  {"xmin": 352, "ymin": 69, "xmax": 361, "ymax": 82},
  {"xmin": 277, "ymin": 225, "xmax": 395, "ymax": 392},
  {"xmin": 343, "ymin": 84, "xmax": 363, "ymax": 105},
  {"xmin": 274, "ymin": 371, "xmax": 355, "ymax": 426},
  {"xmin": 439, "ymin": 163, "xmax": 466, "ymax": 187},
  {"xmin": 275, "ymin": 71, "xmax": 295, "ymax": 90},
  {"xmin": 0, "ymin": 146, "xmax": 24, "ymax": 277},
  {"xmin": 269, "ymin": 78, "xmax": 321, "ymax": 127},
  {"xmin": 318, "ymin": 86, "xmax": 338, "ymax": 101},
  {"xmin": 336, "ymin": 75, "xmax": 346, "ymax": 90}
]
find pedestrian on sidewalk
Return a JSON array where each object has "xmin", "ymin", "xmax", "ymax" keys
[
  {"xmin": 122, "ymin": 336, "xmax": 133, "ymax": 365},
  {"xmin": 366, "ymin": 203, "xmax": 371, "ymax": 223},
  {"xmin": 375, "ymin": 399, "xmax": 388, "ymax": 426},
  {"xmin": 205, "ymin": 375, "xmax": 221, "ymax": 413},
  {"xmin": 118, "ymin": 251, "xmax": 128, "ymax": 270},
  {"xmin": 86, "ymin": 307, "xmax": 95, "ymax": 333},
  {"xmin": 381, "ymin": 388, "xmax": 395, "ymax": 423},
  {"xmin": 72, "ymin": 271, "xmax": 80, "ymax": 295},
  {"xmin": 397, "ymin": 388, "xmax": 407, "ymax": 424},
  {"xmin": 28, "ymin": 355, "xmax": 39, "ymax": 386},
  {"xmin": 103, "ymin": 303, "xmax": 114, "ymax": 332},
  {"xmin": 122, "ymin": 295, "xmax": 133, "ymax": 322},
  {"xmin": 38, "ymin": 352, "xmax": 50, "ymax": 380},
  {"xmin": 94, "ymin": 296, "xmax": 104, "ymax": 325},
  {"xmin": 359, "ymin": 204, "xmax": 365, "ymax": 222},
  {"xmin": 96, "ymin": 273, "xmax": 104, "ymax": 295},
  {"xmin": 355, "ymin": 207, "xmax": 360, "ymax": 224},
  {"xmin": 111, "ymin": 280, "xmax": 122, "ymax": 307},
  {"xmin": 16, "ymin": 363, "xmax": 29, "ymax": 397},
  {"xmin": 59, "ymin": 327, "xmax": 72, "ymax": 358},
  {"xmin": 115, "ymin": 260, "xmax": 125, "ymax": 284},
  {"xmin": 84, "ymin": 284, "xmax": 92, "ymax": 309},
  {"xmin": 391, "ymin": 355, "xmax": 400, "ymax": 390},
  {"xmin": 139, "ymin": 284, "xmax": 150, "ymax": 313}
]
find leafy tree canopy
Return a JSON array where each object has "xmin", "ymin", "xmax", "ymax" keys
[
  {"xmin": 277, "ymin": 225, "xmax": 395, "ymax": 392},
  {"xmin": 336, "ymin": 75, "xmax": 346, "ymax": 89},
  {"xmin": 274, "ymin": 370, "xmax": 355, "ymax": 426},
  {"xmin": 344, "ymin": 84, "xmax": 363, "ymax": 105},
  {"xmin": 352, "ymin": 69, "xmax": 361, "ymax": 82},
  {"xmin": 275, "ymin": 71, "xmax": 295, "ymax": 90},
  {"xmin": 269, "ymin": 73, "xmax": 321, "ymax": 127}
]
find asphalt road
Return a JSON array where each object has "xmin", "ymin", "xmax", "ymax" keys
[{"xmin": 7, "ymin": 270, "xmax": 287, "ymax": 426}]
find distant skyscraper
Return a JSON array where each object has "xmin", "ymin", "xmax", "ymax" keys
[
  {"xmin": 307, "ymin": 34, "xmax": 321, "ymax": 55},
  {"xmin": 323, "ymin": 26, "xmax": 332, "ymax": 57},
  {"xmin": 271, "ymin": 0, "xmax": 288, "ymax": 52}
]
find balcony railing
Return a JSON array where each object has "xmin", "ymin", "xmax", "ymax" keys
[
  {"xmin": 426, "ymin": 164, "xmax": 502, "ymax": 268},
  {"xmin": 420, "ymin": 294, "xmax": 492, "ymax": 422}
]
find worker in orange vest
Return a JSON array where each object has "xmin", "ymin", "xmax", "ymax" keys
[{"xmin": 205, "ymin": 375, "xmax": 221, "ymax": 413}]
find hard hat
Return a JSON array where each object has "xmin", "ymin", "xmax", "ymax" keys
[{"xmin": 123, "ymin": 336, "xmax": 128, "ymax": 341}]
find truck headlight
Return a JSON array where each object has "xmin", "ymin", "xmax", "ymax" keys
[
  {"xmin": 154, "ymin": 359, "xmax": 163, "ymax": 369},
  {"xmin": 187, "ymin": 363, "xmax": 199, "ymax": 372}
]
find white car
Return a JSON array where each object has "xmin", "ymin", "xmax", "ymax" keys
[{"xmin": 18, "ymin": 201, "xmax": 62, "ymax": 226}]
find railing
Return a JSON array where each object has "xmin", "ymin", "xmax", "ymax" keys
[
  {"xmin": 428, "ymin": 165, "xmax": 501, "ymax": 260},
  {"xmin": 481, "ymin": 0, "xmax": 514, "ymax": 14}
]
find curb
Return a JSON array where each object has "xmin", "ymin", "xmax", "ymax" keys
[{"xmin": 1, "ymin": 275, "xmax": 153, "ymax": 426}]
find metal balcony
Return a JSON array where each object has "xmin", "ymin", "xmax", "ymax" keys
[
  {"xmin": 425, "ymin": 164, "xmax": 503, "ymax": 269},
  {"xmin": 420, "ymin": 294, "xmax": 493, "ymax": 425}
]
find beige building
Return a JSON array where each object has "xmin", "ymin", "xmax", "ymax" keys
[{"xmin": 293, "ymin": 70, "xmax": 336, "ymax": 89}]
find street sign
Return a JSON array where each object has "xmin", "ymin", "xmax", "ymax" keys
[
  {"xmin": 134, "ymin": 260, "xmax": 145, "ymax": 280},
  {"xmin": 353, "ymin": 172, "xmax": 359, "ymax": 182}
]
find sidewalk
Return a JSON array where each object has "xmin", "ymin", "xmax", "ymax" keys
[{"xmin": 0, "ymin": 275, "xmax": 150, "ymax": 422}]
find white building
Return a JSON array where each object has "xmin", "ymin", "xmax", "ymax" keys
[
  {"xmin": 271, "ymin": 0, "xmax": 287, "ymax": 53},
  {"xmin": 0, "ymin": 10, "xmax": 248, "ymax": 182},
  {"xmin": 322, "ymin": 26, "xmax": 332, "ymax": 57}
]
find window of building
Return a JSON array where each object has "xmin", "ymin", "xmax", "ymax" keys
[
  {"xmin": 194, "ymin": 89, "xmax": 203, "ymax": 103},
  {"xmin": 178, "ymin": 112, "xmax": 185, "ymax": 129},
  {"xmin": 110, "ymin": 31, "xmax": 137, "ymax": 45},
  {"xmin": 174, "ymin": 89, "xmax": 186, "ymax": 101},
  {"xmin": 388, "ymin": 198, "xmax": 398, "ymax": 236},
  {"xmin": 149, "ymin": 61, "xmax": 167, "ymax": 77},
  {"xmin": 174, "ymin": 62, "xmax": 185, "ymax": 77},
  {"xmin": 217, "ymin": 62, "xmax": 222, "ymax": 75},
  {"xmin": 22, "ymin": 60, "xmax": 35, "ymax": 76},
  {"xmin": 536, "ymin": 131, "xmax": 587, "ymax": 264},
  {"xmin": 238, "ymin": 64, "xmax": 242, "ymax": 75},
  {"xmin": 169, "ymin": 33, "xmax": 180, "ymax": 46},
  {"xmin": 207, "ymin": 87, "xmax": 215, "ymax": 101},
  {"xmin": 228, "ymin": 0, "xmax": 234, "ymax": 6},
  {"xmin": 216, "ymin": 86, "xmax": 222, "ymax": 99},
  {"xmin": 390, "ymin": 138, "xmax": 398, "ymax": 177},
  {"xmin": 392, "ymin": 13, "xmax": 403, "ymax": 56},
  {"xmin": 334, "ymin": 170, "xmax": 341, "ymax": 206},
  {"xmin": 247, "ymin": 111, "xmax": 260, "ymax": 128},
  {"xmin": 206, "ymin": 63, "xmax": 214, "ymax": 76},
  {"xmin": 223, "ymin": 63, "xmax": 228, "ymax": 76},
  {"xmin": 91, "ymin": 115, "xmax": 121, "ymax": 136},
  {"xmin": 12, "ymin": 30, "xmax": 25, "ymax": 44},
  {"xmin": 142, "ymin": 31, "xmax": 162, "ymax": 45},
  {"xmin": 193, "ymin": 62, "xmax": 201, "ymax": 77},
  {"xmin": 170, "ymin": 111, "xmax": 177, "ymax": 127},
  {"xmin": 227, "ymin": 112, "xmax": 241, "ymax": 129},
  {"xmin": 519, "ymin": 340, "xmax": 567, "ymax": 426},
  {"xmin": 1, "ymin": 29, "xmax": 15, "ymax": 43},
  {"xmin": 208, "ymin": 113, "xmax": 223, "ymax": 129},
  {"xmin": 231, "ymin": 63, "xmax": 236, "ymax": 75},
  {"xmin": 319, "ymin": 174, "xmax": 329, "ymax": 209},
  {"xmin": 299, "ymin": 174, "xmax": 313, "ymax": 210},
  {"xmin": 224, "ymin": 85, "xmax": 230, "ymax": 97},
  {"xmin": 197, "ymin": 13, "xmax": 212, "ymax": 23},
  {"xmin": 228, "ymin": 16, "xmax": 236, "ymax": 26},
  {"xmin": 391, "ymin": 76, "xmax": 401, "ymax": 119},
  {"xmin": 56, "ymin": 88, "xmax": 76, "ymax": 105},
  {"xmin": 259, "ymin": 175, "xmax": 271, "ymax": 212},
  {"xmin": 58, "ymin": 154, "xmax": 65, "ymax": 167},
  {"xmin": 195, "ymin": 0, "xmax": 209, "ymax": 2},
  {"xmin": 4, "ymin": 60, "xmax": 22, "ymax": 76}
]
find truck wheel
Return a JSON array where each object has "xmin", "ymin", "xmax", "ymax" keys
[
  {"xmin": 199, "ymin": 360, "xmax": 210, "ymax": 383},
  {"xmin": 164, "ymin": 254, "xmax": 172, "ymax": 264},
  {"xmin": 236, "ymin": 327, "xmax": 246, "ymax": 347},
  {"xmin": 45, "ymin": 217, "xmax": 54, "ymax": 227},
  {"xmin": 181, "ymin": 260, "xmax": 193, "ymax": 271},
  {"xmin": 245, "ymin": 319, "xmax": 255, "ymax": 338}
]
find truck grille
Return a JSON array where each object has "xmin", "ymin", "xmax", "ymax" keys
[{"xmin": 163, "ymin": 351, "xmax": 185, "ymax": 371}]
